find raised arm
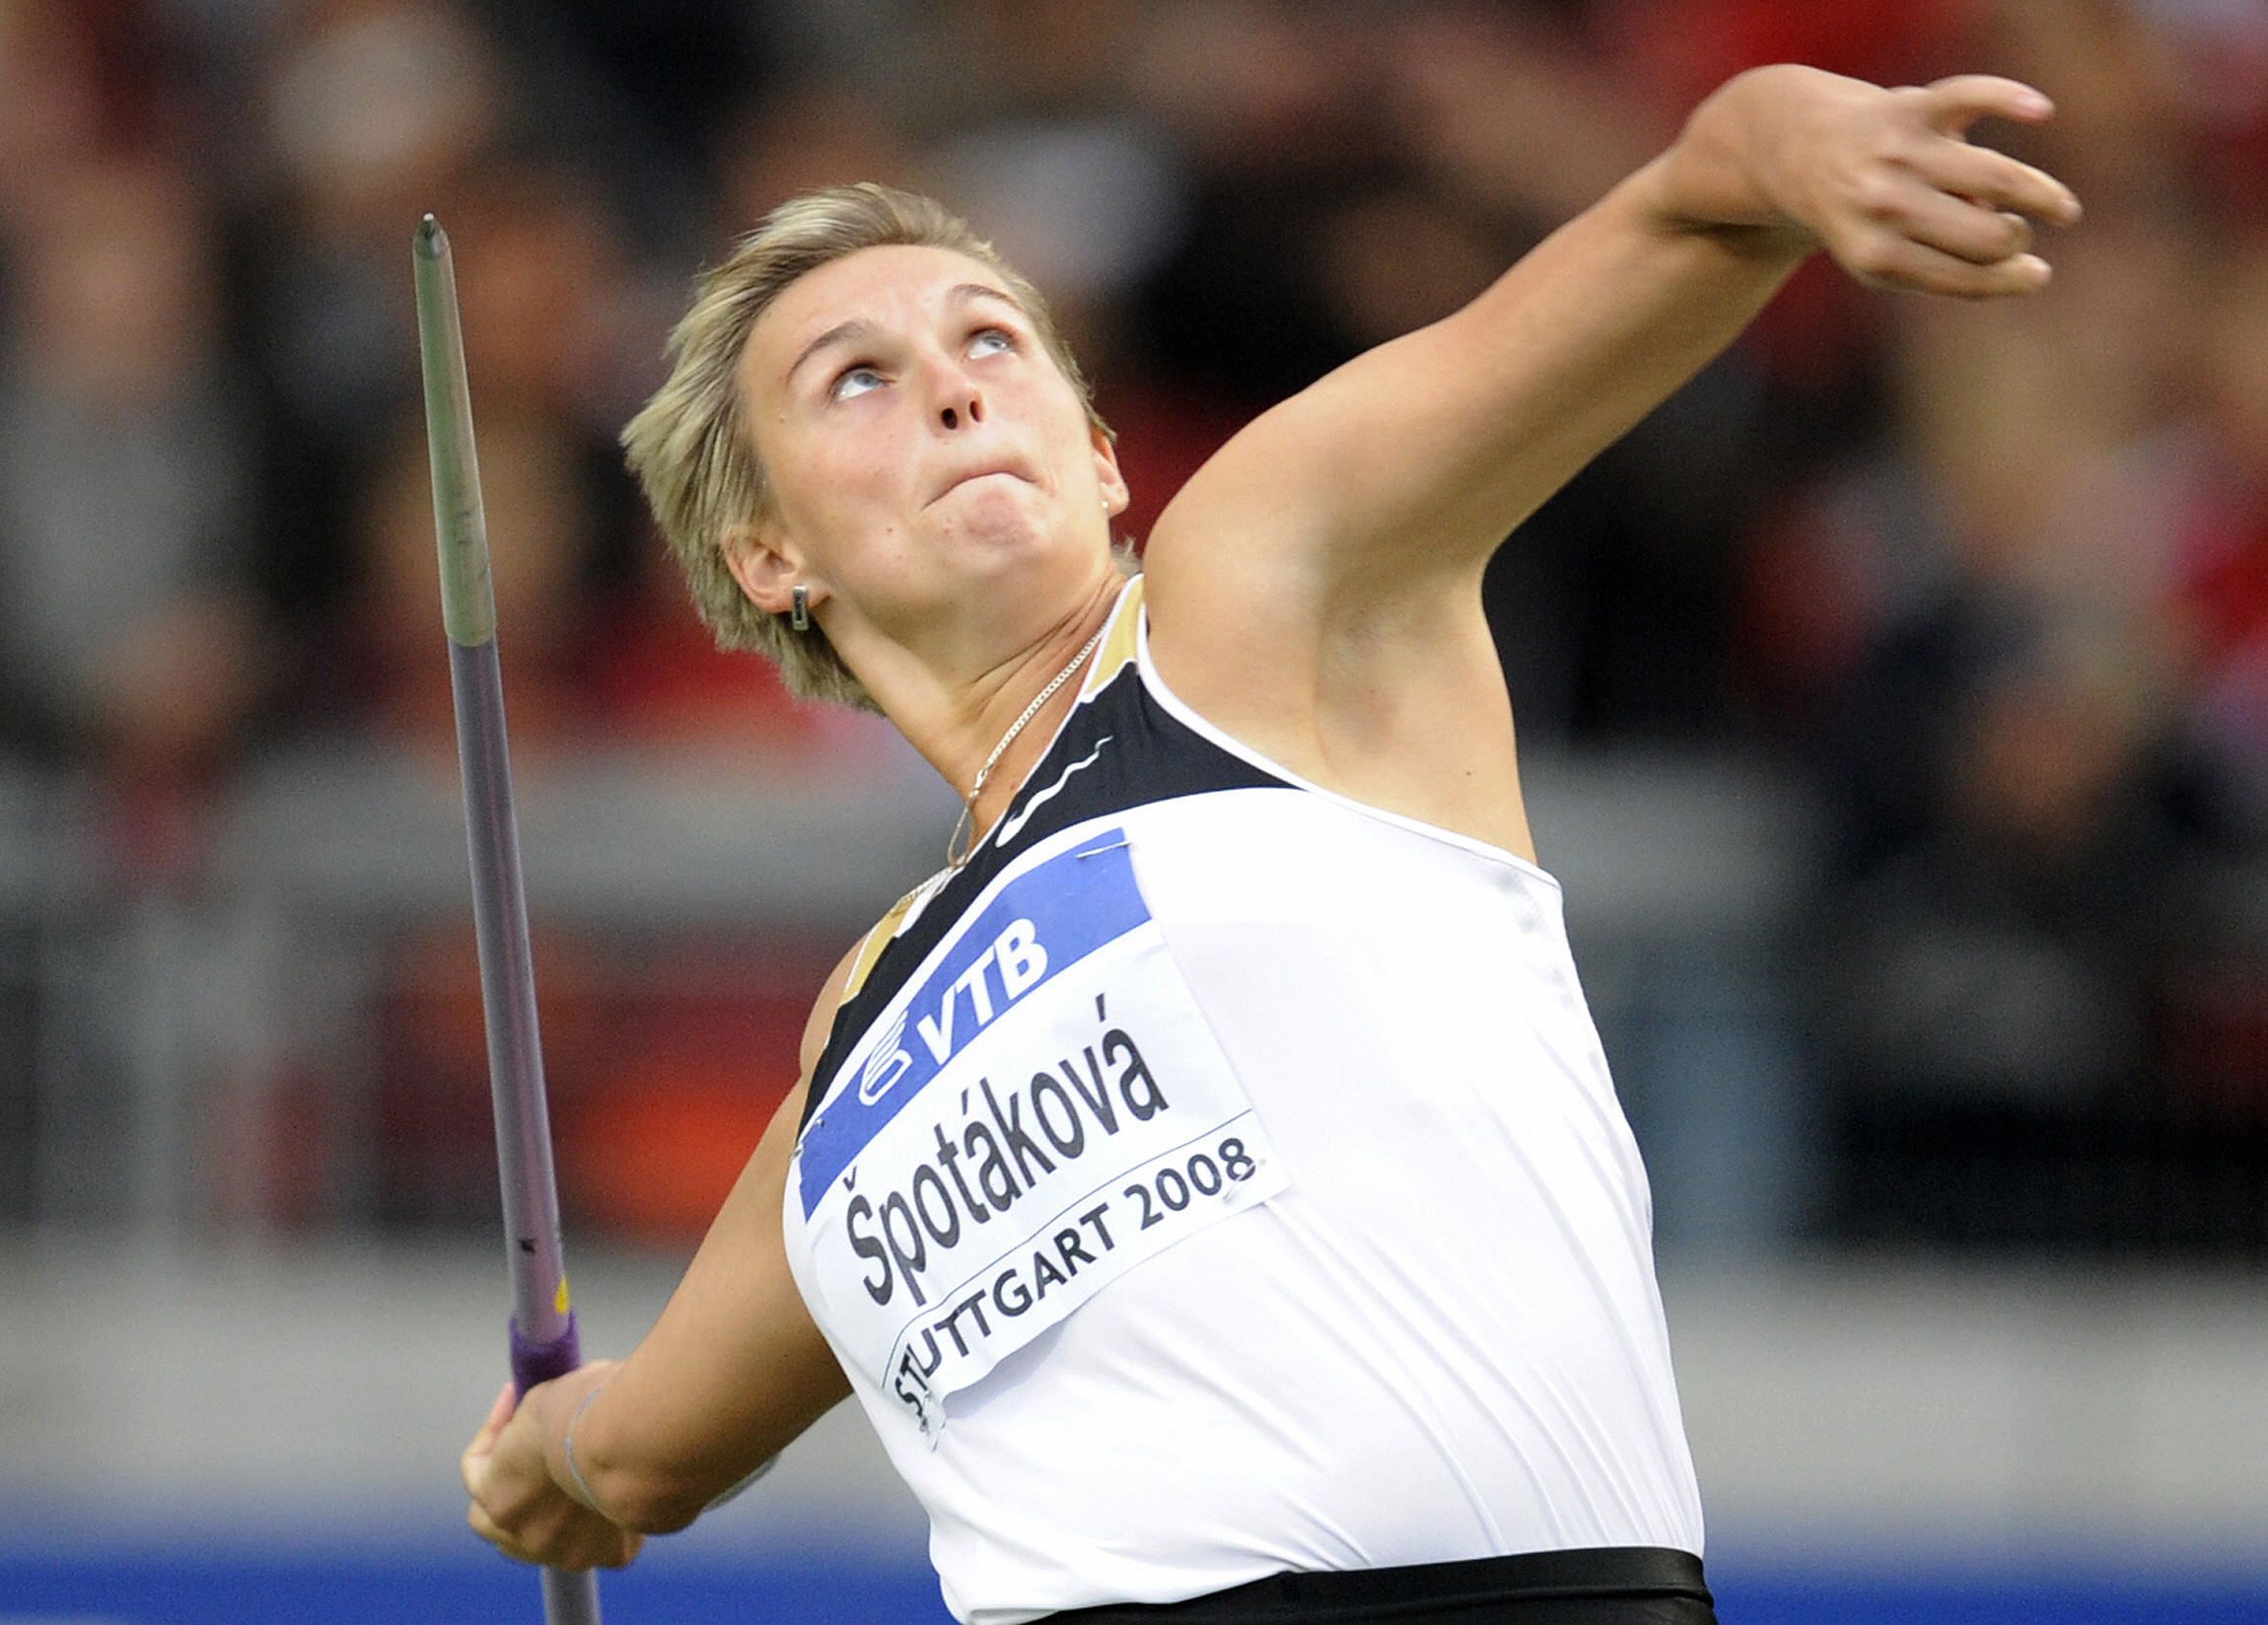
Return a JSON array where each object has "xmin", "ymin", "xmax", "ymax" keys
[
  {"xmin": 1143, "ymin": 68, "xmax": 2081, "ymax": 737},
  {"xmin": 461, "ymin": 953, "xmax": 859, "ymax": 1567}
]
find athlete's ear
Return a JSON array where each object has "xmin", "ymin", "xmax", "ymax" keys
[
  {"xmin": 1092, "ymin": 425, "xmax": 1130, "ymax": 521},
  {"xmin": 722, "ymin": 515, "xmax": 823, "ymax": 619}
]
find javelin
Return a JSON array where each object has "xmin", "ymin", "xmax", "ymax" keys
[{"xmin": 414, "ymin": 212, "xmax": 603, "ymax": 1625}]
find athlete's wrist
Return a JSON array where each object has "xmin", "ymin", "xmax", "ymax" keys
[
  {"xmin": 1649, "ymin": 64, "xmax": 1853, "ymax": 250},
  {"xmin": 559, "ymin": 1382, "xmax": 609, "ymax": 1514}
]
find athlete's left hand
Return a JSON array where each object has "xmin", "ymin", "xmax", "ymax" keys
[
  {"xmin": 1766, "ymin": 70, "xmax": 2083, "ymax": 299},
  {"xmin": 1666, "ymin": 66, "xmax": 2084, "ymax": 301}
]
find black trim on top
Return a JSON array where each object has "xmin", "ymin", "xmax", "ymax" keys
[{"xmin": 801, "ymin": 659, "xmax": 1292, "ymax": 1129}]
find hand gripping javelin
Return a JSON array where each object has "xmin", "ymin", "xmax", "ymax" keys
[{"xmin": 415, "ymin": 213, "xmax": 603, "ymax": 1625}]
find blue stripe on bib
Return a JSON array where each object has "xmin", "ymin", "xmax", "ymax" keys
[{"xmin": 799, "ymin": 833, "xmax": 1148, "ymax": 1217}]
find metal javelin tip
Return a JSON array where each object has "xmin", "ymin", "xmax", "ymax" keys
[{"xmin": 414, "ymin": 216, "xmax": 493, "ymax": 646}]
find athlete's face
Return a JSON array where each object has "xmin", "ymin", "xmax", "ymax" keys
[{"xmin": 728, "ymin": 245, "xmax": 1127, "ymax": 652}]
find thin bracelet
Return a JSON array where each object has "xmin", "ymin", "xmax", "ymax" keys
[{"xmin": 560, "ymin": 1383, "xmax": 609, "ymax": 1515}]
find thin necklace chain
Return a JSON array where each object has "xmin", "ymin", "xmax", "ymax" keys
[{"xmin": 947, "ymin": 617, "xmax": 1111, "ymax": 869}]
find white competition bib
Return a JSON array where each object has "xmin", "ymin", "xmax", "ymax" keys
[{"xmin": 794, "ymin": 829, "xmax": 1287, "ymax": 1441}]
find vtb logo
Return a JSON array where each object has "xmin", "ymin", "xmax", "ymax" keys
[
  {"xmin": 856, "ymin": 916, "xmax": 1051, "ymax": 1106},
  {"xmin": 858, "ymin": 1009, "xmax": 914, "ymax": 1105}
]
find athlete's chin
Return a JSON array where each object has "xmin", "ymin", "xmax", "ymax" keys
[{"xmin": 932, "ymin": 496, "xmax": 1071, "ymax": 560}]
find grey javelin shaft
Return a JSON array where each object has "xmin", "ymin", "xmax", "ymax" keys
[
  {"xmin": 446, "ymin": 638, "xmax": 580, "ymax": 1350},
  {"xmin": 416, "ymin": 212, "xmax": 602, "ymax": 1625}
]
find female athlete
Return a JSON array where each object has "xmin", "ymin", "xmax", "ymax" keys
[{"xmin": 462, "ymin": 64, "xmax": 2079, "ymax": 1624}]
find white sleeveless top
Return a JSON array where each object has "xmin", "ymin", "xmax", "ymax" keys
[{"xmin": 782, "ymin": 580, "xmax": 1704, "ymax": 1625}]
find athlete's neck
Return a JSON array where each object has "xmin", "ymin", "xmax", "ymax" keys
[{"xmin": 899, "ymin": 574, "xmax": 1127, "ymax": 863}]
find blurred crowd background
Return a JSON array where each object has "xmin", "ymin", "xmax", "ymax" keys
[{"xmin": 2, "ymin": 0, "xmax": 2263, "ymax": 1263}]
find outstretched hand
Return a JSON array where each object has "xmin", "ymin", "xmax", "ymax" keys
[
  {"xmin": 461, "ymin": 1374, "xmax": 646, "ymax": 1572},
  {"xmin": 1776, "ymin": 72, "xmax": 2084, "ymax": 299}
]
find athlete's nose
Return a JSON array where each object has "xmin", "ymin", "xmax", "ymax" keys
[{"xmin": 932, "ymin": 346, "xmax": 987, "ymax": 431}]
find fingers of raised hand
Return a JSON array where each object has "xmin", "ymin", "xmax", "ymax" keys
[
  {"xmin": 1918, "ymin": 74, "xmax": 2055, "ymax": 135},
  {"xmin": 1821, "ymin": 96, "xmax": 2079, "ymax": 297},
  {"xmin": 1894, "ymin": 188, "xmax": 2036, "ymax": 267},
  {"xmin": 1825, "ymin": 189, "xmax": 2042, "ymax": 296},
  {"xmin": 1839, "ymin": 234, "xmax": 2050, "ymax": 300},
  {"xmin": 1918, "ymin": 140, "xmax": 2083, "ymax": 229}
]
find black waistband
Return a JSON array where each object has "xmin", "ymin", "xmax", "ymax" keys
[{"xmin": 1046, "ymin": 1547, "xmax": 1713, "ymax": 1622}]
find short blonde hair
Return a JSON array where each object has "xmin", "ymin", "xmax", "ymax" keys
[{"xmin": 622, "ymin": 182, "xmax": 1111, "ymax": 710}]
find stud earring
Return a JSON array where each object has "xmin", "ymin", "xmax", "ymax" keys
[{"xmin": 790, "ymin": 584, "xmax": 811, "ymax": 632}]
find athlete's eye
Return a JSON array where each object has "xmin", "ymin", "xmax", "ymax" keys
[
  {"xmin": 968, "ymin": 328, "xmax": 1014, "ymax": 358},
  {"xmin": 831, "ymin": 364, "xmax": 886, "ymax": 402}
]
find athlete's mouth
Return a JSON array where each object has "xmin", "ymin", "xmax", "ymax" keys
[{"xmin": 930, "ymin": 459, "xmax": 1035, "ymax": 505}]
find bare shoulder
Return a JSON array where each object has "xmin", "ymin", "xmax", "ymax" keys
[
  {"xmin": 1133, "ymin": 153, "xmax": 1834, "ymax": 862},
  {"xmin": 1142, "ymin": 458, "xmax": 1537, "ymax": 864}
]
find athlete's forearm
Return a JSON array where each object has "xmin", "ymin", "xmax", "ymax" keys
[{"xmin": 551, "ymin": 1087, "xmax": 851, "ymax": 1535}]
